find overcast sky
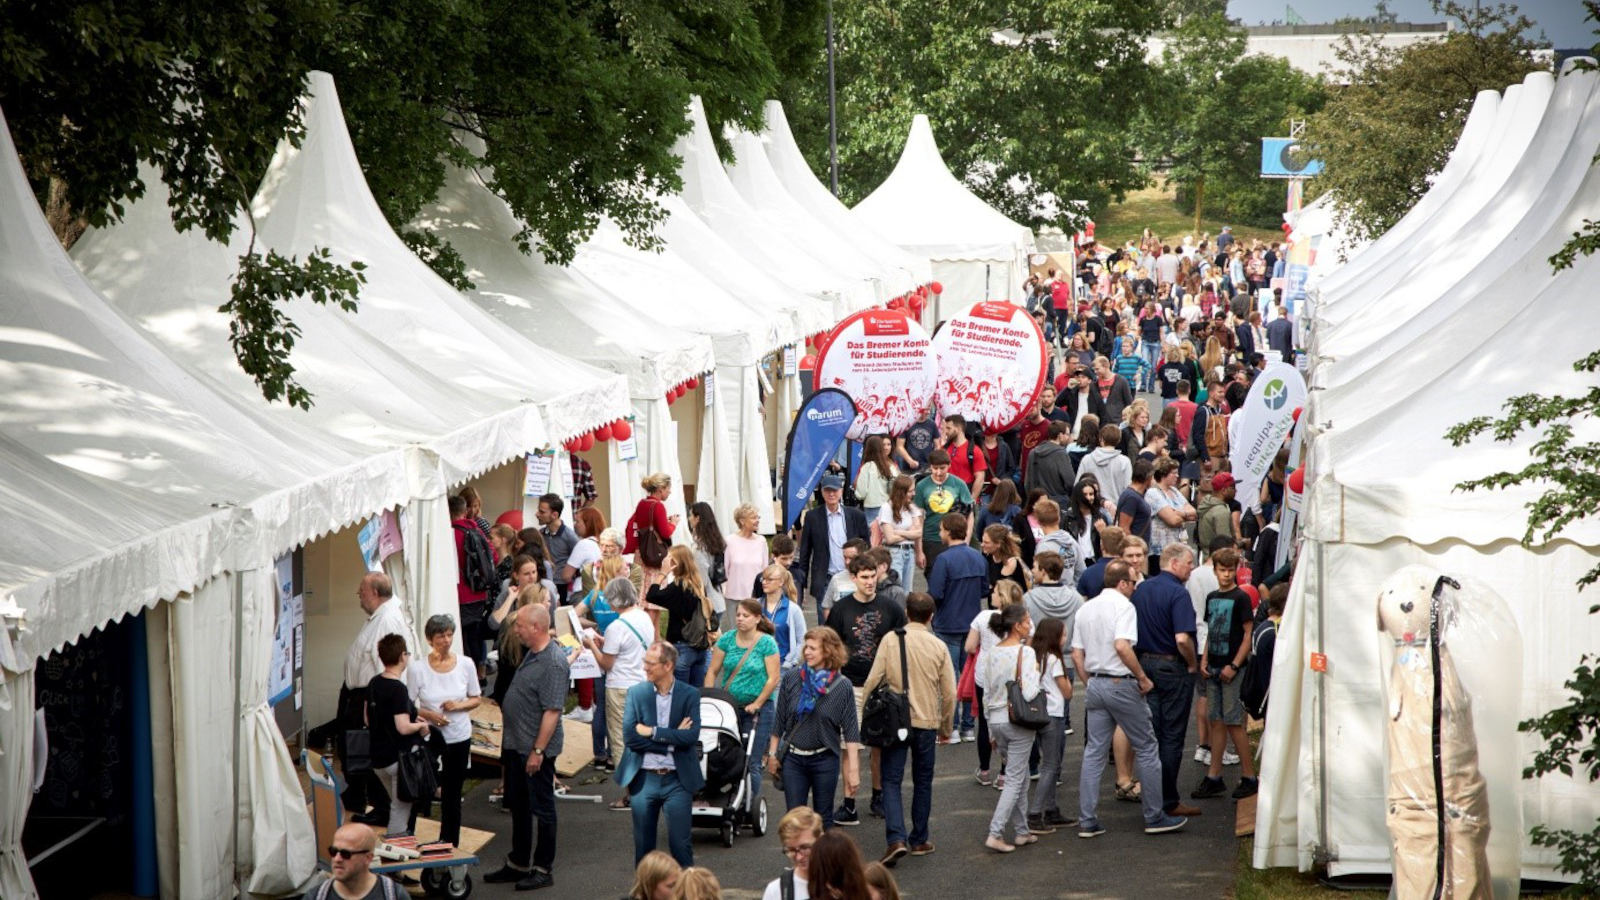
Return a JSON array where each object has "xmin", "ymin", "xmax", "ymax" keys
[{"xmin": 1227, "ymin": 0, "xmax": 1595, "ymax": 48}]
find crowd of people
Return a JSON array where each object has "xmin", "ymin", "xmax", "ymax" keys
[{"xmin": 311, "ymin": 228, "xmax": 1300, "ymax": 898}]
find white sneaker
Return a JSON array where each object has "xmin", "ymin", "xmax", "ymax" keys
[
  {"xmin": 1222, "ymin": 749, "xmax": 1240, "ymax": 766},
  {"xmin": 1194, "ymin": 746, "xmax": 1213, "ymax": 766},
  {"xmin": 564, "ymin": 706, "xmax": 594, "ymax": 724}
]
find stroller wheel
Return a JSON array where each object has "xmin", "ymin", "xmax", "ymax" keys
[
  {"xmin": 720, "ymin": 821, "xmax": 736, "ymax": 848},
  {"xmin": 751, "ymin": 796, "xmax": 769, "ymax": 837}
]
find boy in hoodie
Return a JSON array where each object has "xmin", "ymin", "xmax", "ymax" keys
[
  {"xmin": 1078, "ymin": 423, "xmax": 1133, "ymax": 506},
  {"xmin": 1196, "ymin": 473, "xmax": 1237, "ymax": 559},
  {"xmin": 865, "ymin": 546, "xmax": 908, "ymax": 612},
  {"xmin": 1025, "ymin": 550, "xmax": 1083, "ymax": 692}
]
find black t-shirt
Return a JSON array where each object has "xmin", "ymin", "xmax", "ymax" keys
[
  {"xmin": 902, "ymin": 420, "xmax": 939, "ymax": 468},
  {"xmin": 1116, "ymin": 486, "xmax": 1152, "ymax": 541},
  {"xmin": 1138, "ymin": 315, "xmax": 1163, "ymax": 343},
  {"xmin": 824, "ymin": 595, "xmax": 908, "ymax": 686},
  {"xmin": 366, "ymin": 674, "xmax": 416, "ymax": 768},
  {"xmin": 1204, "ymin": 586, "xmax": 1253, "ymax": 666},
  {"xmin": 1156, "ymin": 360, "xmax": 1187, "ymax": 399}
]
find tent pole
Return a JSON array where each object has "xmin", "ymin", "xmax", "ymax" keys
[
  {"xmin": 1314, "ymin": 539, "xmax": 1330, "ymax": 864},
  {"xmin": 826, "ymin": 0, "xmax": 838, "ymax": 196},
  {"xmin": 232, "ymin": 572, "xmax": 244, "ymax": 899}
]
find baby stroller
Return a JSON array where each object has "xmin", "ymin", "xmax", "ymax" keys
[{"xmin": 693, "ymin": 688, "xmax": 769, "ymax": 847}]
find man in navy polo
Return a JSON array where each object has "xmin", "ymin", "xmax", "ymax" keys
[{"xmin": 1130, "ymin": 544, "xmax": 1203, "ymax": 819}]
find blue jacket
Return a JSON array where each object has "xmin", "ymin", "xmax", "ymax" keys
[
  {"xmin": 928, "ymin": 543, "xmax": 988, "ymax": 635},
  {"xmin": 615, "ymin": 679, "xmax": 704, "ymax": 794}
]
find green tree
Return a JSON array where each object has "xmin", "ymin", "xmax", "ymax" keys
[
  {"xmin": 1138, "ymin": 14, "xmax": 1326, "ymax": 232},
  {"xmin": 1300, "ymin": 1, "xmax": 1545, "ymax": 243},
  {"xmin": 1446, "ymin": 7, "xmax": 1599, "ymax": 887},
  {"xmin": 786, "ymin": 0, "xmax": 1169, "ymax": 229}
]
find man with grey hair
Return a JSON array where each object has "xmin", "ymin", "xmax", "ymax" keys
[
  {"xmin": 583, "ymin": 578, "xmax": 656, "ymax": 804},
  {"xmin": 1130, "ymin": 543, "xmax": 1202, "ymax": 820},
  {"xmin": 615, "ymin": 639, "xmax": 702, "ymax": 866},
  {"xmin": 339, "ymin": 572, "xmax": 412, "ymax": 823},
  {"xmin": 485, "ymin": 604, "xmax": 567, "ymax": 890}
]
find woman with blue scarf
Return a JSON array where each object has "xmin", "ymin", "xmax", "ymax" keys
[{"xmin": 765, "ymin": 627, "xmax": 860, "ymax": 830}]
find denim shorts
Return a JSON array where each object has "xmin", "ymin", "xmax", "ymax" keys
[{"xmin": 1205, "ymin": 671, "xmax": 1245, "ymax": 726}]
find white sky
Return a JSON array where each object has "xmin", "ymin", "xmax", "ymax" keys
[{"xmin": 1227, "ymin": 0, "xmax": 1595, "ymax": 48}]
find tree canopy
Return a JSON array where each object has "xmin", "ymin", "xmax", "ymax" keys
[{"xmin": 1300, "ymin": 1, "xmax": 1545, "ymax": 243}]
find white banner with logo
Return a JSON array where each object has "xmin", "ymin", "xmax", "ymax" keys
[
  {"xmin": 813, "ymin": 308, "xmax": 938, "ymax": 437},
  {"xmin": 930, "ymin": 300, "xmax": 1048, "ymax": 434},
  {"xmin": 1228, "ymin": 362, "xmax": 1307, "ymax": 511}
]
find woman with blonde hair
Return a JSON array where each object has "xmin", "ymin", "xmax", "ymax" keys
[
  {"xmin": 1119, "ymin": 398, "xmax": 1152, "ymax": 461},
  {"xmin": 1200, "ymin": 336, "xmax": 1224, "ymax": 385},
  {"xmin": 672, "ymin": 867, "xmax": 722, "ymax": 900},
  {"xmin": 965, "ymin": 578, "xmax": 1026, "ymax": 784},
  {"xmin": 722, "ymin": 503, "xmax": 769, "ymax": 607},
  {"xmin": 625, "ymin": 850, "xmax": 681, "ymax": 900},
  {"xmin": 765, "ymin": 628, "xmax": 860, "ymax": 830},
  {"xmin": 647, "ymin": 544, "xmax": 717, "ymax": 685},
  {"xmin": 625, "ymin": 473, "xmax": 680, "ymax": 585},
  {"xmin": 758, "ymin": 563, "xmax": 807, "ymax": 670}
]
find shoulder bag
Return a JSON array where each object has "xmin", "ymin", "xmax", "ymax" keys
[
  {"xmin": 860, "ymin": 630, "xmax": 912, "ymax": 747},
  {"xmin": 636, "ymin": 499, "xmax": 669, "ymax": 569},
  {"xmin": 1006, "ymin": 647, "xmax": 1050, "ymax": 730},
  {"xmin": 678, "ymin": 585, "xmax": 717, "ymax": 650},
  {"xmin": 396, "ymin": 736, "xmax": 437, "ymax": 803}
]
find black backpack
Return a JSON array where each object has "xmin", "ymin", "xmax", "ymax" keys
[
  {"xmin": 1239, "ymin": 620, "xmax": 1274, "ymax": 719},
  {"xmin": 453, "ymin": 523, "xmax": 499, "ymax": 594}
]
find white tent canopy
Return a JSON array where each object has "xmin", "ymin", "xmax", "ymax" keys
[
  {"xmin": 675, "ymin": 96, "xmax": 870, "ymax": 323},
  {"xmin": 1254, "ymin": 64, "xmax": 1600, "ymax": 888},
  {"xmin": 760, "ymin": 100, "xmax": 931, "ymax": 297},
  {"xmin": 251, "ymin": 72, "xmax": 631, "ymax": 448},
  {"xmin": 852, "ymin": 114, "xmax": 1035, "ymax": 317}
]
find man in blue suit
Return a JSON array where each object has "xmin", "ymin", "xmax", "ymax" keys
[
  {"xmin": 795, "ymin": 473, "xmax": 871, "ymax": 611},
  {"xmin": 616, "ymin": 641, "xmax": 704, "ymax": 867}
]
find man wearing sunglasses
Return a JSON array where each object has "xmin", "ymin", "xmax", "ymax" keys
[{"xmin": 308, "ymin": 823, "xmax": 400, "ymax": 899}]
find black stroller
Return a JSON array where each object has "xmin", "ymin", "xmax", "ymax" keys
[{"xmin": 693, "ymin": 688, "xmax": 769, "ymax": 847}]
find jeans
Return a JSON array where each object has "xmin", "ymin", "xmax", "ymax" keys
[
  {"xmin": 744, "ymin": 699, "xmax": 777, "ymax": 803},
  {"xmin": 887, "ymin": 542, "xmax": 917, "ymax": 590},
  {"xmin": 1141, "ymin": 656, "xmax": 1195, "ymax": 813},
  {"xmin": 432, "ymin": 738, "xmax": 471, "ymax": 846},
  {"xmin": 592, "ymin": 672, "xmax": 609, "ymax": 761},
  {"xmin": 1139, "ymin": 340, "xmax": 1161, "ymax": 392},
  {"xmin": 674, "ymin": 642, "xmax": 708, "ymax": 688},
  {"xmin": 782, "ymin": 751, "xmax": 841, "ymax": 829},
  {"xmin": 975, "ymin": 686, "xmax": 991, "ymax": 772},
  {"xmin": 881, "ymin": 728, "xmax": 937, "ymax": 846},
  {"xmin": 373, "ymin": 762, "xmax": 411, "ymax": 836},
  {"xmin": 1052, "ymin": 308, "xmax": 1072, "ymax": 345},
  {"xmin": 1029, "ymin": 715, "xmax": 1065, "ymax": 817},
  {"xmin": 630, "ymin": 770, "xmax": 694, "ymax": 867},
  {"xmin": 988, "ymin": 720, "xmax": 1033, "ymax": 840},
  {"xmin": 936, "ymin": 633, "xmax": 973, "ymax": 731},
  {"xmin": 1079, "ymin": 677, "xmax": 1165, "ymax": 825},
  {"xmin": 504, "ymin": 748, "xmax": 558, "ymax": 873}
]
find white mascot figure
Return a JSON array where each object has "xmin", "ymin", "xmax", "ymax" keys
[{"xmin": 1376, "ymin": 567, "xmax": 1492, "ymax": 899}]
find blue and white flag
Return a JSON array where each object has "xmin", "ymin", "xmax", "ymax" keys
[{"xmin": 782, "ymin": 388, "xmax": 856, "ymax": 530}]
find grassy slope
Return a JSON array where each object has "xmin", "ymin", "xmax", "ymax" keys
[{"xmin": 1091, "ymin": 182, "xmax": 1284, "ymax": 250}]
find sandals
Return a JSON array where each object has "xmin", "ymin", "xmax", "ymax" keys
[
  {"xmin": 1115, "ymin": 781, "xmax": 1143, "ymax": 802},
  {"xmin": 609, "ymin": 796, "xmax": 631, "ymax": 811}
]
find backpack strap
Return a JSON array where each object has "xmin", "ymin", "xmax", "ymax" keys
[{"xmin": 781, "ymin": 868, "xmax": 796, "ymax": 900}]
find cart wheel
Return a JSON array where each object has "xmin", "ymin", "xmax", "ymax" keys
[
  {"xmin": 443, "ymin": 872, "xmax": 473, "ymax": 899},
  {"xmin": 720, "ymin": 822, "xmax": 735, "ymax": 848},
  {"xmin": 751, "ymin": 796, "xmax": 768, "ymax": 836},
  {"xmin": 420, "ymin": 868, "xmax": 448, "ymax": 894}
]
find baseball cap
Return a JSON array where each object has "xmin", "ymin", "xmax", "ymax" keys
[
  {"xmin": 820, "ymin": 474, "xmax": 844, "ymax": 490},
  {"xmin": 1211, "ymin": 472, "xmax": 1236, "ymax": 491}
]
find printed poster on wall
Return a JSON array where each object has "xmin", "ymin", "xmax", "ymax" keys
[
  {"xmin": 930, "ymin": 301, "xmax": 1048, "ymax": 434},
  {"xmin": 268, "ymin": 552, "xmax": 296, "ymax": 706},
  {"xmin": 525, "ymin": 452, "xmax": 553, "ymax": 496},
  {"xmin": 812, "ymin": 308, "xmax": 937, "ymax": 437}
]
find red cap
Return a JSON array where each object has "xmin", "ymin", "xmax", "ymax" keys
[{"xmin": 1211, "ymin": 472, "xmax": 1236, "ymax": 491}]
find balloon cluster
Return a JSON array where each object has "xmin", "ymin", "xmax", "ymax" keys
[
  {"xmin": 562, "ymin": 416, "xmax": 636, "ymax": 453},
  {"xmin": 664, "ymin": 374, "xmax": 703, "ymax": 405},
  {"xmin": 883, "ymin": 281, "xmax": 942, "ymax": 316}
]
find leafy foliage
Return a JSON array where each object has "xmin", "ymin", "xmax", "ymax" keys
[
  {"xmin": 785, "ymin": 0, "xmax": 1168, "ymax": 228},
  {"xmin": 1138, "ymin": 14, "xmax": 1326, "ymax": 230},
  {"xmin": 1300, "ymin": 1, "xmax": 1545, "ymax": 243},
  {"xmin": 222, "ymin": 249, "xmax": 367, "ymax": 410}
]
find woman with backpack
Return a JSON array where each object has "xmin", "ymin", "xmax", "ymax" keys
[
  {"xmin": 647, "ymin": 545, "xmax": 718, "ymax": 686},
  {"xmin": 688, "ymin": 501, "xmax": 729, "ymax": 627}
]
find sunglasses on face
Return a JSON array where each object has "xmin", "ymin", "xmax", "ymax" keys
[{"xmin": 328, "ymin": 846, "xmax": 372, "ymax": 860}]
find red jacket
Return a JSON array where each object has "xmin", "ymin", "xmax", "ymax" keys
[
  {"xmin": 452, "ymin": 517, "xmax": 488, "ymax": 605},
  {"xmin": 624, "ymin": 497, "xmax": 675, "ymax": 555}
]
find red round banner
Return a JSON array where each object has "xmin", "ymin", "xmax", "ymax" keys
[
  {"xmin": 930, "ymin": 300, "xmax": 1048, "ymax": 434},
  {"xmin": 812, "ymin": 308, "xmax": 938, "ymax": 437}
]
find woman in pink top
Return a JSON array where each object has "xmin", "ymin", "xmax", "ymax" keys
[{"xmin": 721, "ymin": 503, "xmax": 769, "ymax": 602}]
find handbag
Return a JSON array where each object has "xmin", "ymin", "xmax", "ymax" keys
[
  {"xmin": 678, "ymin": 587, "xmax": 715, "ymax": 650},
  {"xmin": 1005, "ymin": 647, "xmax": 1050, "ymax": 730},
  {"xmin": 636, "ymin": 500, "xmax": 669, "ymax": 569},
  {"xmin": 396, "ymin": 737, "xmax": 436, "ymax": 803},
  {"xmin": 341, "ymin": 729, "xmax": 373, "ymax": 776},
  {"xmin": 860, "ymin": 630, "xmax": 912, "ymax": 748},
  {"xmin": 957, "ymin": 652, "xmax": 978, "ymax": 703}
]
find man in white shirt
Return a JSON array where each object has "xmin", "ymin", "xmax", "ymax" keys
[
  {"xmin": 1070, "ymin": 560, "xmax": 1185, "ymax": 837},
  {"xmin": 339, "ymin": 572, "xmax": 413, "ymax": 822}
]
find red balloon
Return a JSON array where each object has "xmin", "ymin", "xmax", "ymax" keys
[
  {"xmin": 595, "ymin": 423, "xmax": 613, "ymax": 442},
  {"xmin": 799, "ymin": 353, "xmax": 818, "ymax": 370},
  {"xmin": 887, "ymin": 297, "xmax": 907, "ymax": 310},
  {"xmin": 1291, "ymin": 406, "xmax": 1304, "ymax": 423},
  {"xmin": 688, "ymin": 377, "xmax": 700, "ymax": 389},
  {"xmin": 495, "ymin": 510, "xmax": 523, "ymax": 530},
  {"xmin": 909, "ymin": 295, "xmax": 925, "ymax": 313},
  {"xmin": 673, "ymin": 385, "xmax": 686, "ymax": 400},
  {"xmin": 563, "ymin": 438, "xmax": 579, "ymax": 453},
  {"xmin": 1288, "ymin": 467, "xmax": 1306, "ymax": 494},
  {"xmin": 612, "ymin": 419, "xmax": 633, "ymax": 441},
  {"xmin": 930, "ymin": 281, "xmax": 943, "ymax": 294},
  {"xmin": 578, "ymin": 433, "xmax": 595, "ymax": 452},
  {"xmin": 916, "ymin": 285, "xmax": 928, "ymax": 297}
]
